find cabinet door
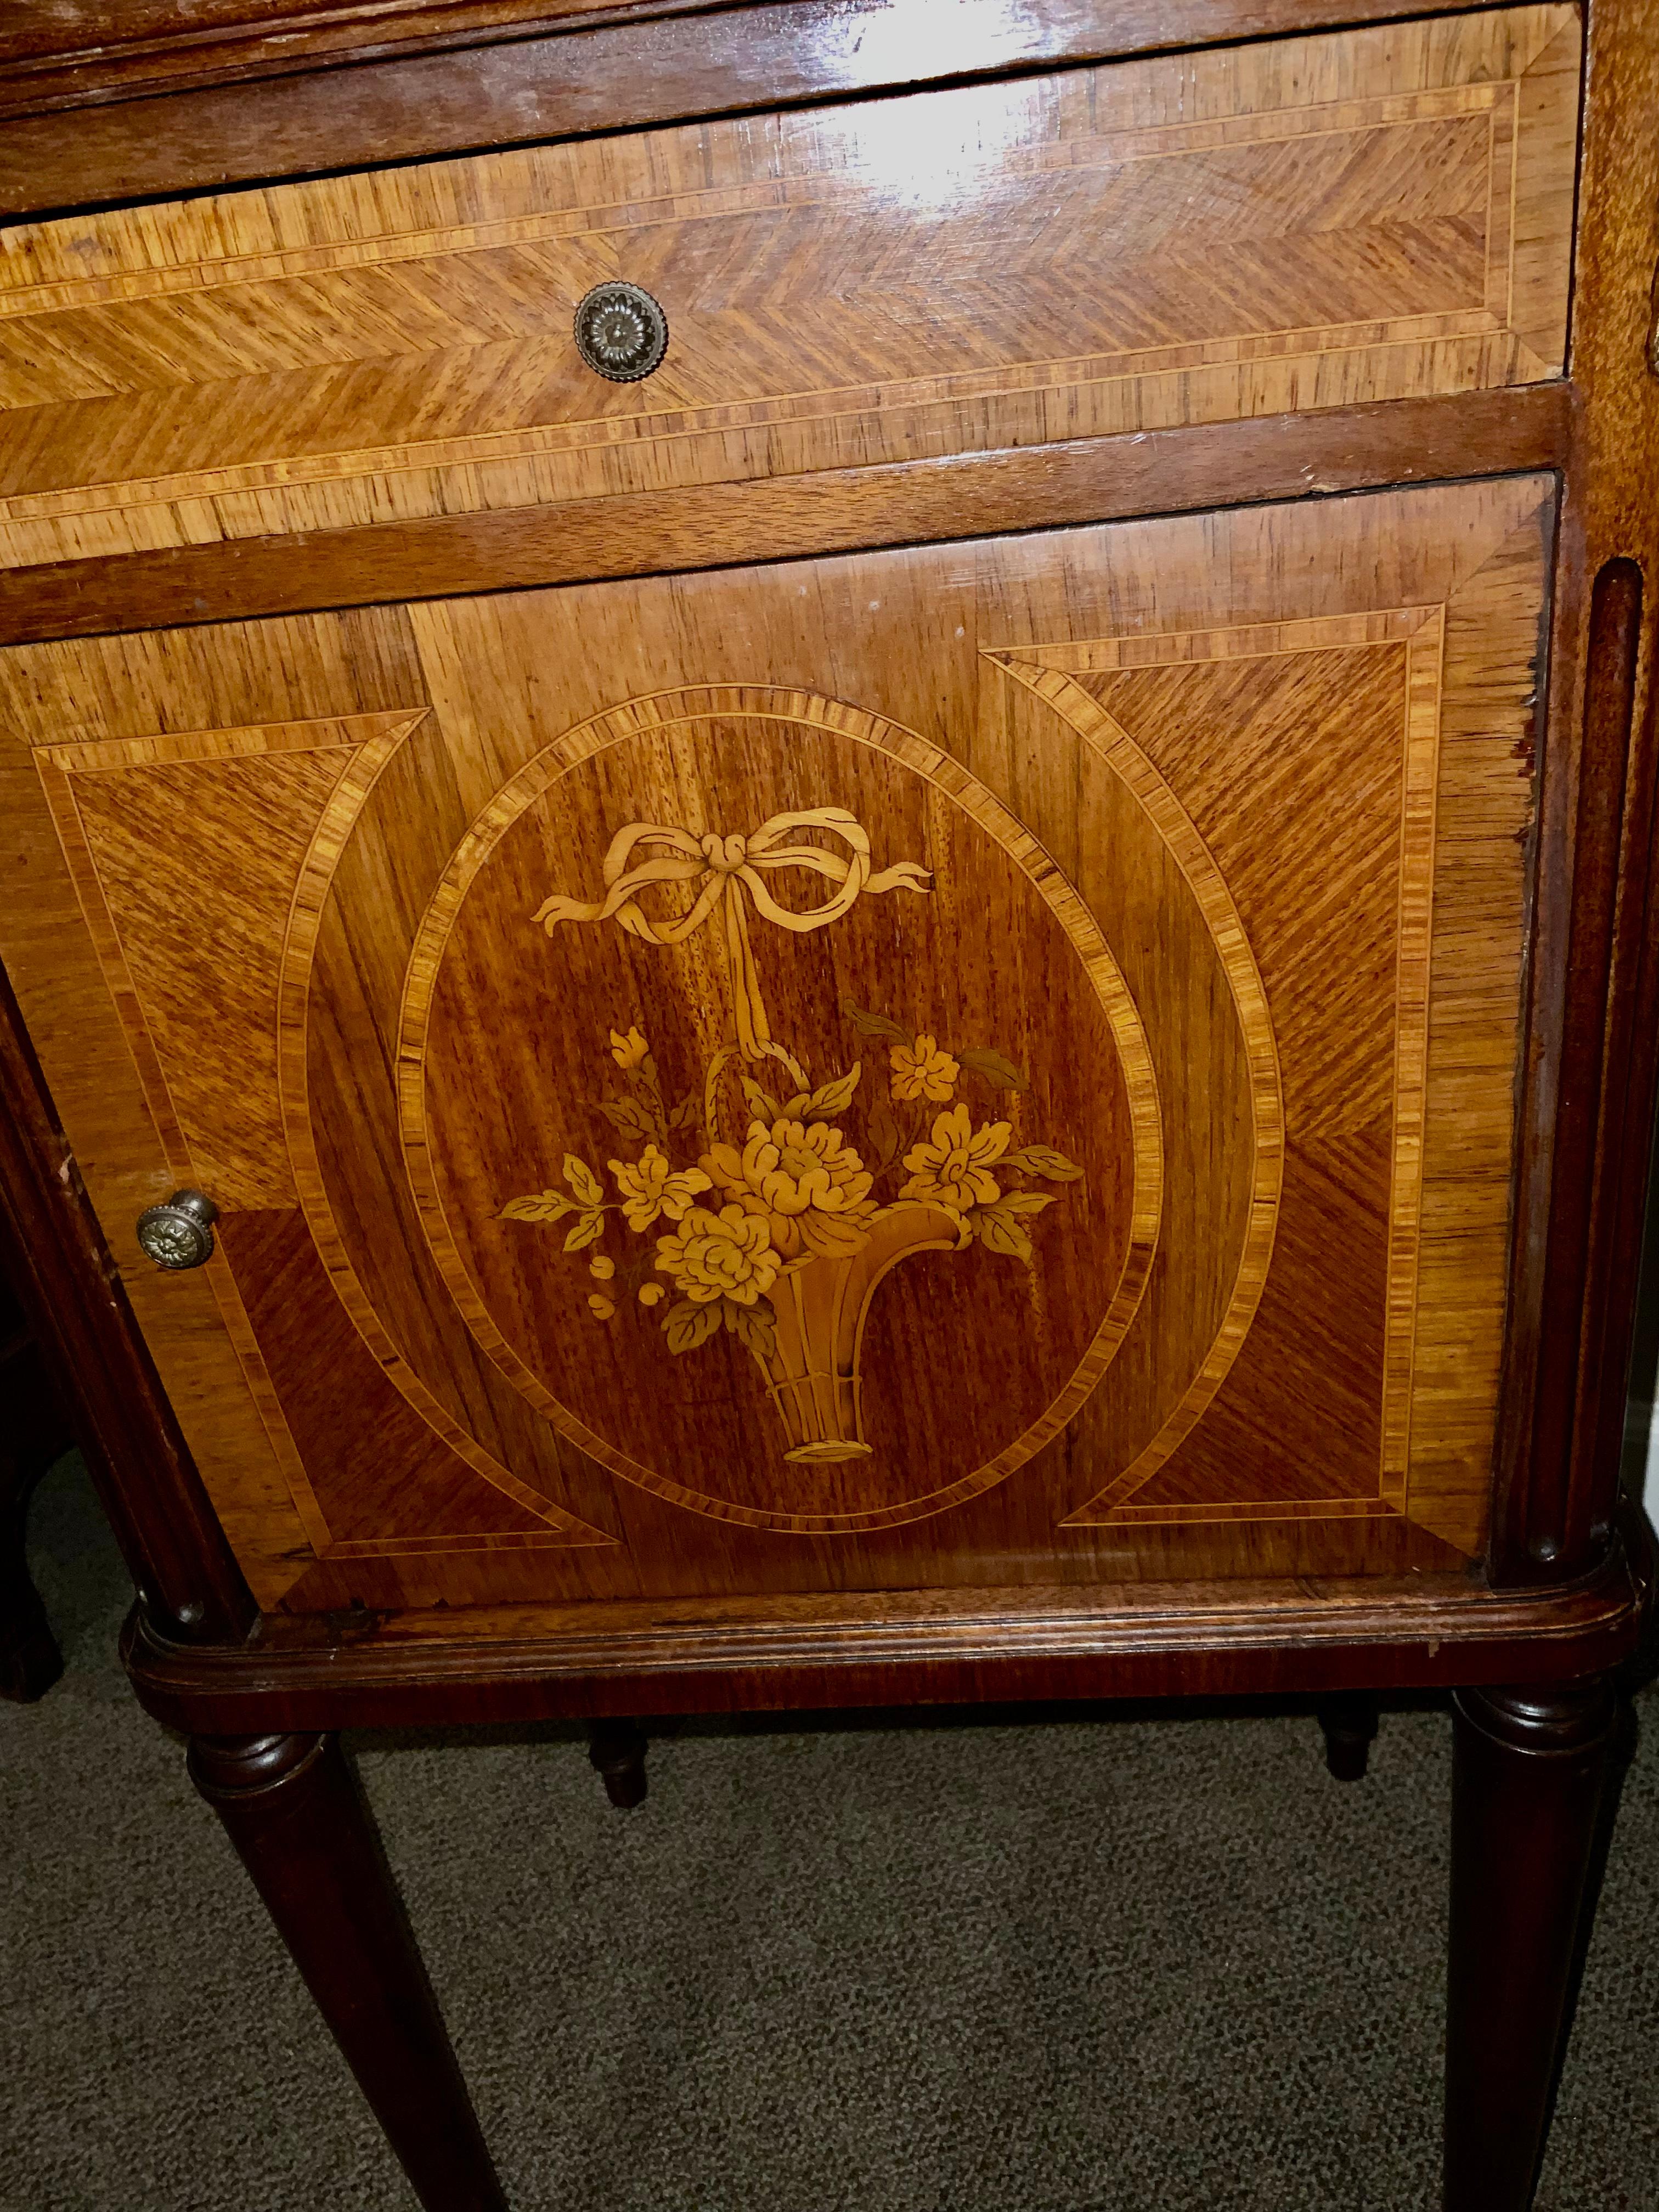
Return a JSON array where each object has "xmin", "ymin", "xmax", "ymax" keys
[{"xmin": 0, "ymin": 477, "xmax": 1547, "ymax": 1612}]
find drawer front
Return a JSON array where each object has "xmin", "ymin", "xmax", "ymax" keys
[
  {"xmin": 0, "ymin": 5, "xmax": 1577, "ymax": 570},
  {"xmin": 0, "ymin": 476, "xmax": 1548, "ymax": 1612}
]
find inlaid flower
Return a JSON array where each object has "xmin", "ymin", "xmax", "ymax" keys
[
  {"xmin": 739, "ymin": 1118, "xmax": 874, "ymax": 1218},
  {"xmin": 692, "ymin": 1146, "xmax": 798, "ymax": 1258},
  {"xmin": 900, "ymin": 1103, "xmax": 1012, "ymax": 1212},
  {"xmin": 586, "ymin": 1293, "xmax": 616, "ymax": 1321},
  {"xmin": 609, "ymin": 1143, "xmax": 710, "ymax": 1230},
  {"xmin": 637, "ymin": 1283, "xmax": 665, "ymax": 1307},
  {"xmin": 609, "ymin": 1024, "xmax": 650, "ymax": 1070},
  {"xmin": 654, "ymin": 1204, "xmax": 781, "ymax": 1307},
  {"xmin": 889, "ymin": 1034, "xmax": 959, "ymax": 1104}
]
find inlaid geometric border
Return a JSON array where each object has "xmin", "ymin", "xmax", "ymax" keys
[
  {"xmin": 0, "ymin": 81, "xmax": 1520, "ymax": 535},
  {"xmin": 0, "ymin": 2, "xmax": 1576, "ymax": 568},
  {"xmin": 988, "ymin": 606, "xmax": 1447, "ymax": 1528},
  {"xmin": 392, "ymin": 684, "xmax": 1166, "ymax": 1536},
  {"xmin": 32, "ymin": 710, "xmax": 614, "ymax": 1559},
  {"xmin": 274, "ymin": 717, "xmax": 614, "ymax": 1545}
]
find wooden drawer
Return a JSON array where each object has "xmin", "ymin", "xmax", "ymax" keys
[
  {"xmin": 0, "ymin": 4, "xmax": 1578, "ymax": 569},
  {"xmin": 0, "ymin": 473, "xmax": 1549, "ymax": 1612}
]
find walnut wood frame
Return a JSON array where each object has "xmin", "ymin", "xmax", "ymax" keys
[
  {"xmin": 0, "ymin": 0, "xmax": 1540, "ymax": 213},
  {"xmin": 3, "ymin": 3, "xmax": 1657, "ymax": 2209}
]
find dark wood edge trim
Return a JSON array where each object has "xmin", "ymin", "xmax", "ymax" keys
[
  {"xmin": 1577, "ymin": 554, "xmax": 1659, "ymax": 1534},
  {"xmin": 123, "ymin": 1505, "xmax": 1654, "ymax": 1733},
  {"xmin": 0, "ymin": 0, "xmax": 706, "ymax": 115},
  {"xmin": 1491, "ymin": 0, "xmax": 1659, "ymax": 1582},
  {"xmin": 0, "ymin": 0, "xmax": 1531, "ymax": 218},
  {"xmin": 1522, "ymin": 553, "xmax": 1641, "ymax": 1565},
  {"xmin": 0, "ymin": 956, "xmax": 257, "ymax": 1643},
  {"xmin": 0, "ymin": 383, "xmax": 1571, "ymax": 647}
]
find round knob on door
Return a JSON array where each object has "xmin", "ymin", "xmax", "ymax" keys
[
  {"xmin": 573, "ymin": 281, "xmax": 668, "ymax": 382},
  {"xmin": 135, "ymin": 1189, "xmax": 219, "ymax": 1270}
]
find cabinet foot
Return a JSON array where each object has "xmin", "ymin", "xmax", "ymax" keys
[
  {"xmin": 1316, "ymin": 1690, "xmax": 1378, "ymax": 1780},
  {"xmin": 588, "ymin": 1718, "xmax": 648, "ymax": 1808}
]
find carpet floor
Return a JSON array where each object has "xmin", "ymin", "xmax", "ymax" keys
[{"xmin": 4, "ymin": 1452, "xmax": 1658, "ymax": 2212}]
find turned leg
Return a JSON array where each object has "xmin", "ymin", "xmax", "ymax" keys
[
  {"xmin": 0, "ymin": 1450, "xmax": 61, "ymax": 1702},
  {"xmin": 0, "ymin": 1324, "xmax": 71, "ymax": 1703},
  {"xmin": 1444, "ymin": 1679, "xmax": 1619, "ymax": 2212},
  {"xmin": 190, "ymin": 1733, "xmax": 508, "ymax": 2212},
  {"xmin": 588, "ymin": 1717, "xmax": 648, "ymax": 1808},
  {"xmin": 1316, "ymin": 1690, "xmax": 1379, "ymax": 1781}
]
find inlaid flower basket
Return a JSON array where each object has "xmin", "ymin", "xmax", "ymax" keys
[{"xmin": 500, "ymin": 806, "xmax": 1084, "ymax": 1465}]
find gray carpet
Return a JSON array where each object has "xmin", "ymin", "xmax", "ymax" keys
[{"xmin": 4, "ymin": 1454, "xmax": 1657, "ymax": 2212}]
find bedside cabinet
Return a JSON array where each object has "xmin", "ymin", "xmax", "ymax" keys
[{"xmin": 0, "ymin": 3, "xmax": 1655, "ymax": 2206}]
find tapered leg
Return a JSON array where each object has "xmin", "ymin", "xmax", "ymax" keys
[
  {"xmin": 1444, "ymin": 1679, "xmax": 1619, "ymax": 2212},
  {"xmin": 588, "ymin": 1717, "xmax": 648, "ymax": 1808},
  {"xmin": 190, "ymin": 1733, "xmax": 509, "ymax": 2212},
  {"xmin": 1316, "ymin": 1690, "xmax": 1378, "ymax": 1780},
  {"xmin": 0, "ymin": 1324, "xmax": 71, "ymax": 1703},
  {"xmin": 0, "ymin": 1449, "xmax": 61, "ymax": 1701}
]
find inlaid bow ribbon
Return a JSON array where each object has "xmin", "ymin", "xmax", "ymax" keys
[{"xmin": 535, "ymin": 808, "xmax": 930, "ymax": 1059}]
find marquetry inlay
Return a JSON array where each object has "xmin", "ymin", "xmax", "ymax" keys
[
  {"xmin": 396, "ymin": 687, "xmax": 1161, "ymax": 1534},
  {"xmin": 0, "ymin": 5, "xmax": 1578, "ymax": 570},
  {"xmin": 0, "ymin": 479, "xmax": 1545, "ymax": 1610},
  {"xmin": 989, "ymin": 605, "xmax": 1447, "ymax": 1531}
]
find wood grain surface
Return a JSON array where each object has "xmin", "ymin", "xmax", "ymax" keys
[
  {"xmin": 0, "ymin": 957, "xmax": 259, "ymax": 1641},
  {"xmin": 0, "ymin": 0, "xmax": 1576, "ymax": 215},
  {"xmin": 122, "ymin": 1505, "xmax": 1656, "ymax": 1736},
  {"xmin": 0, "ymin": 0, "xmax": 1526, "ymax": 113},
  {"xmin": 0, "ymin": 386, "xmax": 1571, "ymax": 648},
  {"xmin": 0, "ymin": 6, "xmax": 1577, "ymax": 571},
  {"xmin": 0, "ymin": 0, "xmax": 667, "ymax": 109},
  {"xmin": 0, "ymin": 477, "xmax": 1548, "ymax": 1610}
]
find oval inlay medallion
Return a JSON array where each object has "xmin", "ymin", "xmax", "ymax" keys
[{"xmin": 398, "ymin": 686, "xmax": 1161, "ymax": 1532}]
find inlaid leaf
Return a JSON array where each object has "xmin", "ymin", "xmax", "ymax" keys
[
  {"xmin": 662, "ymin": 1297, "xmax": 721, "ymax": 1355},
  {"xmin": 842, "ymin": 999, "xmax": 913, "ymax": 1047},
  {"xmin": 726, "ymin": 1296, "xmax": 779, "ymax": 1362},
  {"xmin": 957, "ymin": 1047, "xmax": 1028, "ymax": 1092},
  {"xmin": 866, "ymin": 1096, "xmax": 902, "ymax": 1169},
  {"xmin": 563, "ymin": 1154, "xmax": 605, "ymax": 1207},
  {"xmin": 598, "ymin": 1096, "xmax": 658, "ymax": 1144},
  {"xmin": 499, "ymin": 1190, "xmax": 575, "ymax": 1224},
  {"xmin": 973, "ymin": 1200, "xmax": 1036, "ymax": 1263},
  {"xmin": 789, "ymin": 1063, "xmax": 861, "ymax": 1122},
  {"xmin": 563, "ymin": 1209, "xmax": 607, "ymax": 1254},
  {"xmin": 1002, "ymin": 1145, "xmax": 1085, "ymax": 1181},
  {"xmin": 740, "ymin": 1074, "xmax": 782, "ymax": 1125},
  {"xmin": 996, "ymin": 1191, "xmax": 1055, "ymax": 1216},
  {"xmin": 668, "ymin": 1093, "xmax": 702, "ymax": 1133}
]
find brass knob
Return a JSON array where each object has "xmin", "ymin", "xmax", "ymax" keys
[
  {"xmin": 573, "ymin": 281, "xmax": 668, "ymax": 382},
  {"xmin": 135, "ymin": 1189, "xmax": 218, "ymax": 1270}
]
